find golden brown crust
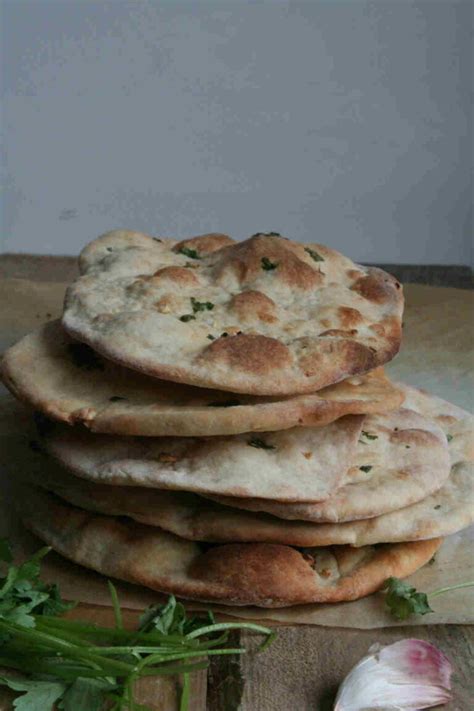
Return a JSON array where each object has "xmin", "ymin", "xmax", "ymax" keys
[
  {"xmin": 350, "ymin": 268, "xmax": 402, "ymax": 304},
  {"xmin": 229, "ymin": 290, "xmax": 278, "ymax": 323},
  {"xmin": 199, "ymin": 333, "xmax": 292, "ymax": 376},
  {"xmin": 338, "ymin": 306, "xmax": 364, "ymax": 328},
  {"xmin": 215, "ymin": 234, "xmax": 324, "ymax": 290},
  {"xmin": 152, "ymin": 266, "xmax": 200, "ymax": 286},
  {"xmin": 299, "ymin": 339, "xmax": 377, "ymax": 379},
  {"xmin": 174, "ymin": 233, "xmax": 234, "ymax": 255},
  {"xmin": 189, "ymin": 543, "xmax": 318, "ymax": 602}
]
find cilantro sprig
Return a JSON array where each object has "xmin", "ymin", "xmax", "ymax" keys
[
  {"xmin": 384, "ymin": 576, "xmax": 474, "ymax": 621},
  {"xmin": 0, "ymin": 538, "xmax": 274, "ymax": 711}
]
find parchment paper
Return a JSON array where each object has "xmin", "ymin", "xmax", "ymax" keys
[{"xmin": 1, "ymin": 278, "xmax": 473, "ymax": 628}]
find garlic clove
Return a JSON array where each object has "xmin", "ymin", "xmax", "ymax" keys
[{"xmin": 334, "ymin": 638, "xmax": 452, "ymax": 710}]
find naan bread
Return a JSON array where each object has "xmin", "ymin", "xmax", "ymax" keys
[
  {"xmin": 42, "ymin": 403, "xmax": 447, "ymax": 511},
  {"xmin": 213, "ymin": 393, "xmax": 457, "ymax": 522},
  {"xmin": 17, "ymin": 486, "xmax": 441, "ymax": 607},
  {"xmin": 39, "ymin": 414, "xmax": 363, "ymax": 502},
  {"xmin": 62, "ymin": 230, "xmax": 404, "ymax": 395},
  {"xmin": 0, "ymin": 321, "xmax": 403, "ymax": 437},
  {"xmin": 30, "ymin": 453, "xmax": 474, "ymax": 547}
]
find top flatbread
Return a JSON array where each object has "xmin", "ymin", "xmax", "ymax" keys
[
  {"xmin": 0, "ymin": 321, "xmax": 404, "ymax": 437},
  {"xmin": 62, "ymin": 230, "xmax": 404, "ymax": 395}
]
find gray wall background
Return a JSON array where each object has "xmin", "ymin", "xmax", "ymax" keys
[{"xmin": 1, "ymin": 0, "xmax": 472, "ymax": 264}]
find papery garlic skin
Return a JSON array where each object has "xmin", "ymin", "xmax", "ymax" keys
[{"xmin": 334, "ymin": 639, "xmax": 452, "ymax": 710}]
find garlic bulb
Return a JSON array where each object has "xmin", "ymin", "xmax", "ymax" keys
[{"xmin": 334, "ymin": 638, "xmax": 452, "ymax": 710}]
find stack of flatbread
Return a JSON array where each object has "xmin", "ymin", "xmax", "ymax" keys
[{"xmin": 1, "ymin": 231, "xmax": 472, "ymax": 608}]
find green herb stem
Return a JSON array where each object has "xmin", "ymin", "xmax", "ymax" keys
[
  {"xmin": 429, "ymin": 581, "xmax": 474, "ymax": 598},
  {"xmin": 37, "ymin": 616, "xmax": 188, "ymax": 646},
  {"xmin": 186, "ymin": 621, "xmax": 272, "ymax": 640},
  {"xmin": 180, "ymin": 673, "xmax": 190, "ymax": 711},
  {"xmin": 108, "ymin": 581, "xmax": 124, "ymax": 630},
  {"xmin": 0, "ymin": 621, "xmax": 135, "ymax": 676}
]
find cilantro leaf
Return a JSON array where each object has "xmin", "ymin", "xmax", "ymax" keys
[
  {"xmin": 0, "ymin": 678, "xmax": 66, "ymax": 711},
  {"xmin": 248, "ymin": 437, "xmax": 276, "ymax": 450},
  {"xmin": 384, "ymin": 577, "xmax": 433, "ymax": 620},
  {"xmin": 191, "ymin": 297, "xmax": 214, "ymax": 313},
  {"xmin": 58, "ymin": 678, "xmax": 117, "ymax": 711},
  {"xmin": 0, "ymin": 547, "xmax": 73, "ymax": 627},
  {"xmin": 138, "ymin": 595, "xmax": 200, "ymax": 636},
  {"xmin": 179, "ymin": 314, "xmax": 196, "ymax": 323},
  {"xmin": 446, "ymin": 434, "xmax": 453, "ymax": 442},
  {"xmin": 305, "ymin": 247, "xmax": 324, "ymax": 262},
  {"xmin": 359, "ymin": 465, "xmax": 373, "ymax": 473},
  {"xmin": 178, "ymin": 247, "xmax": 201, "ymax": 260},
  {"xmin": 261, "ymin": 257, "xmax": 278, "ymax": 271},
  {"xmin": 139, "ymin": 596, "xmax": 216, "ymax": 637}
]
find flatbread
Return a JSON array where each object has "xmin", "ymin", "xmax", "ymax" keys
[
  {"xmin": 39, "ymin": 414, "xmax": 363, "ymax": 502},
  {"xmin": 62, "ymin": 230, "xmax": 404, "ymax": 395},
  {"xmin": 0, "ymin": 321, "xmax": 404, "ymax": 437},
  {"xmin": 30, "ymin": 451, "xmax": 474, "ymax": 548},
  {"xmin": 214, "ymin": 390, "xmax": 460, "ymax": 522},
  {"xmin": 17, "ymin": 486, "xmax": 441, "ymax": 607}
]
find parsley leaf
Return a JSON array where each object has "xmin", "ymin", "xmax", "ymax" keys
[
  {"xmin": 138, "ymin": 595, "xmax": 214, "ymax": 637},
  {"xmin": 384, "ymin": 577, "xmax": 433, "ymax": 620},
  {"xmin": 305, "ymin": 247, "xmax": 324, "ymax": 262},
  {"xmin": 178, "ymin": 247, "xmax": 201, "ymax": 260},
  {"xmin": 385, "ymin": 578, "xmax": 474, "ymax": 620},
  {"xmin": 179, "ymin": 314, "xmax": 196, "ymax": 322},
  {"xmin": 359, "ymin": 465, "xmax": 373, "ymax": 473},
  {"xmin": 359, "ymin": 430, "xmax": 378, "ymax": 443},
  {"xmin": 248, "ymin": 437, "xmax": 276, "ymax": 450},
  {"xmin": 58, "ymin": 678, "xmax": 116, "ymax": 711},
  {"xmin": 191, "ymin": 297, "xmax": 214, "ymax": 313},
  {"xmin": 261, "ymin": 257, "xmax": 278, "ymax": 271},
  {"xmin": 0, "ymin": 546, "xmax": 73, "ymax": 628},
  {"xmin": 0, "ymin": 678, "xmax": 66, "ymax": 711}
]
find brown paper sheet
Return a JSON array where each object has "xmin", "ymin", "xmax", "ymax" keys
[{"xmin": 1, "ymin": 278, "xmax": 473, "ymax": 628}]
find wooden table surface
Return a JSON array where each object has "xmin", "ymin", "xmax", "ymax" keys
[{"xmin": 1, "ymin": 254, "xmax": 472, "ymax": 711}]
